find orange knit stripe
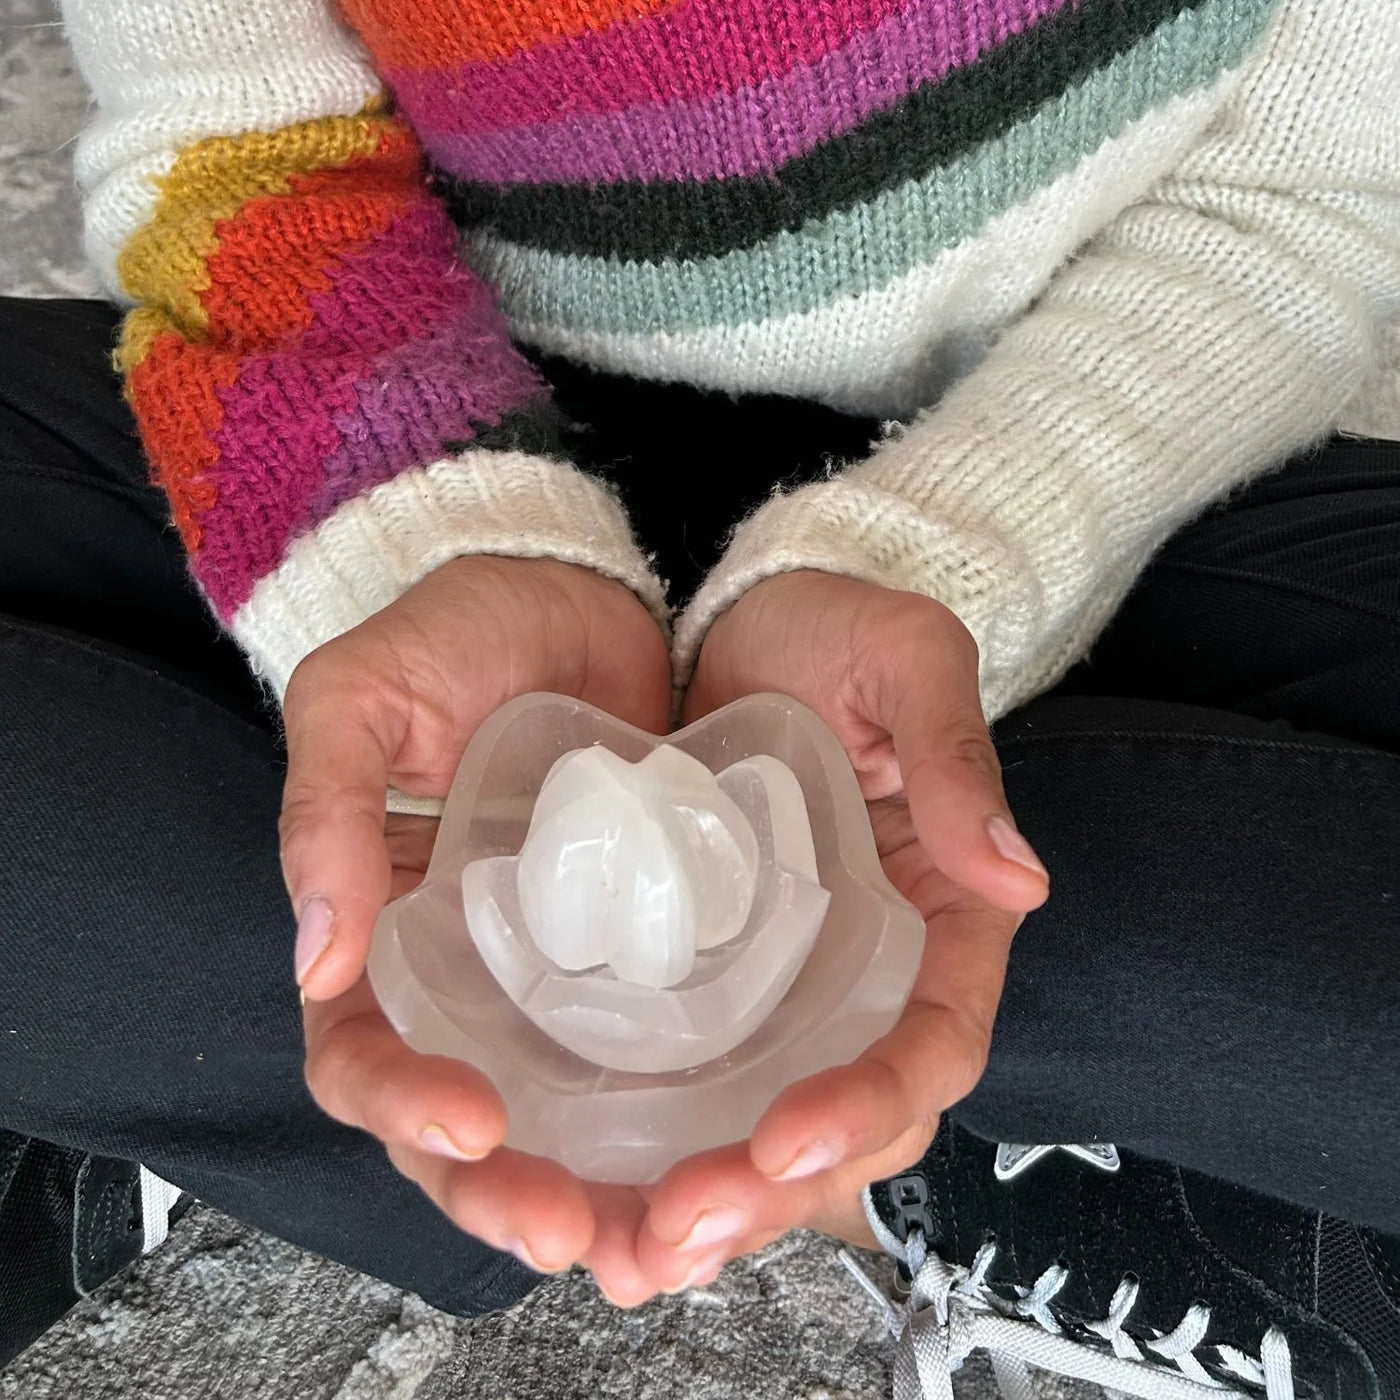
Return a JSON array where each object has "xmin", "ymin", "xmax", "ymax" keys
[
  {"xmin": 199, "ymin": 169, "xmax": 417, "ymax": 351},
  {"xmin": 115, "ymin": 109, "xmax": 403, "ymax": 338},
  {"xmin": 336, "ymin": 0, "xmax": 675, "ymax": 70},
  {"xmin": 126, "ymin": 330, "xmax": 241, "ymax": 551}
]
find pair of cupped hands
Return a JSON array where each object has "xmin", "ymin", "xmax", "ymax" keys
[{"xmin": 279, "ymin": 556, "xmax": 1048, "ymax": 1304}]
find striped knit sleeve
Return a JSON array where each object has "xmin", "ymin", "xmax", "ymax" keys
[
  {"xmin": 674, "ymin": 0, "xmax": 1400, "ymax": 723},
  {"xmin": 62, "ymin": 0, "xmax": 665, "ymax": 700}
]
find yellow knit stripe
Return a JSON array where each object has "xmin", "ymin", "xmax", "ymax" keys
[
  {"xmin": 115, "ymin": 306, "xmax": 176, "ymax": 381},
  {"xmin": 114, "ymin": 102, "xmax": 395, "ymax": 354}
]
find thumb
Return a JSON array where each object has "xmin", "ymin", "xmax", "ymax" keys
[
  {"xmin": 279, "ymin": 658, "xmax": 402, "ymax": 1001},
  {"xmin": 888, "ymin": 640, "xmax": 1049, "ymax": 913}
]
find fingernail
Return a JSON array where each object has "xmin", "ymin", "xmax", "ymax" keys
[
  {"xmin": 418, "ymin": 1123, "xmax": 490, "ymax": 1163},
  {"xmin": 294, "ymin": 896, "xmax": 334, "ymax": 986},
  {"xmin": 504, "ymin": 1236, "xmax": 563, "ymax": 1275},
  {"xmin": 676, "ymin": 1204, "xmax": 748, "ymax": 1252},
  {"xmin": 663, "ymin": 1245, "xmax": 730, "ymax": 1293},
  {"xmin": 987, "ymin": 816, "xmax": 1047, "ymax": 878},
  {"xmin": 772, "ymin": 1139, "xmax": 843, "ymax": 1182}
]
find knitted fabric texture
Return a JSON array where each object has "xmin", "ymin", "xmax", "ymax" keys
[
  {"xmin": 115, "ymin": 110, "xmax": 555, "ymax": 620},
  {"xmin": 63, "ymin": 0, "xmax": 1400, "ymax": 713}
]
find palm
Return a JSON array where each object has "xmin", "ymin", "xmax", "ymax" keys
[
  {"xmin": 378, "ymin": 812, "xmax": 666, "ymax": 1299},
  {"xmin": 284, "ymin": 555, "xmax": 672, "ymax": 1287},
  {"xmin": 617, "ymin": 571, "xmax": 1045, "ymax": 1299}
]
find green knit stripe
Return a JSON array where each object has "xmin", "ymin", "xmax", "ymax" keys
[
  {"xmin": 467, "ymin": 0, "xmax": 1274, "ymax": 338},
  {"xmin": 441, "ymin": 0, "xmax": 1273, "ymax": 262}
]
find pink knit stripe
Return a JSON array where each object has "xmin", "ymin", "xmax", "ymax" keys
[
  {"xmin": 197, "ymin": 241, "xmax": 542, "ymax": 616},
  {"xmin": 421, "ymin": 0, "xmax": 1069, "ymax": 183},
  {"xmin": 198, "ymin": 350, "xmax": 360, "ymax": 617},
  {"xmin": 290, "ymin": 200, "xmax": 463, "ymax": 354},
  {"xmin": 387, "ymin": 0, "xmax": 918, "ymax": 137}
]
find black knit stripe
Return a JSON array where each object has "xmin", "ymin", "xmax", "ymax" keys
[
  {"xmin": 438, "ymin": 0, "xmax": 1218, "ymax": 262},
  {"xmin": 446, "ymin": 397, "xmax": 574, "ymax": 461}
]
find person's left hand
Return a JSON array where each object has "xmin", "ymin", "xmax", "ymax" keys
[{"xmin": 602, "ymin": 570, "xmax": 1050, "ymax": 1300}]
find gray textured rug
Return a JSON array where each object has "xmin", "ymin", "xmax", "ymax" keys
[
  {"xmin": 0, "ymin": 1207, "xmax": 912, "ymax": 1400},
  {"xmin": 0, "ymin": 0, "xmax": 97, "ymax": 297},
  {"xmin": 0, "ymin": 2, "xmax": 1096, "ymax": 1396}
]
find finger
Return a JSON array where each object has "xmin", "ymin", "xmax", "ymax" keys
[
  {"xmin": 280, "ymin": 652, "xmax": 405, "ymax": 1000},
  {"xmin": 580, "ymin": 1184, "xmax": 657, "ymax": 1307},
  {"xmin": 637, "ymin": 1136, "xmax": 916, "ymax": 1289},
  {"xmin": 667, "ymin": 1228, "xmax": 785, "ymax": 1290},
  {"xmin": 303, "ymin": 977, "xmax": 508, "ymax": 1159},
  {"xmin": 749, "ymin": 901, "xmax": 1018, "ymax": 1179},
  {"xmin": 805, "ymin": 1175, "xmax": 883, "ymax": 1251},
  {"xmin": 884, "ymin": 634, "xmax": 1049, "ymax": 913},
  {"xmin": 384, "ymin": 1139, "xmax": 595, "ymax": 1274},
  {"xmin": 637, "ymin": 1143, "xmax": 811, "ymax": 1290}
]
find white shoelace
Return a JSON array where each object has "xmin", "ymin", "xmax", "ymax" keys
[{"xmin": 838, "ymin": 1231, "xmax": 1295, "ymax": 1400}]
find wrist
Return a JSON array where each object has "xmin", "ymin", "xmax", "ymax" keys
[{"xmin": 231, "ymin": 453, "xmax": 669, "ymax": 702}]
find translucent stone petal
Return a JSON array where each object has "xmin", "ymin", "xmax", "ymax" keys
[
  {"xmin": 717, "ymin": 755, "xmax": 817, "ymax": 883},
  {"xmin": 634, "ymin": 746, "xmax": 759, "ymax": 954},
  {"xmin": 513, "ymin": 744, "xmax": 759, "ymax": 989},
  {"xmin": 655, "ymin": 801, "xmax": 757, "ymax": 955},
  {"xmin": 526, "ymin": 746, "xmax": 626, "ymax": 829},
  {"xmin": 515, "ymin": 789, "xmax": 674, "ymax": 973}
]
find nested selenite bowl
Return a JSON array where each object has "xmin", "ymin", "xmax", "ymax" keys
[{"xmin": 367, "ymin": 692, "xmax": 923, "ymax": 1183}]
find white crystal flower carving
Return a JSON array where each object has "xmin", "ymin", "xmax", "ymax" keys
[
  {"xmin": 515, "ymin": 746, "xmax": 762, "ymax": 990},
  {"xmin": 462, "ymin": 743, "xmax": 832, "ymax": 1072}
]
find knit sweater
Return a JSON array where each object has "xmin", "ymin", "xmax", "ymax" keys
[{"xmin": 63, "ymin": 0, "xmax": 1400, "ymax": 725}]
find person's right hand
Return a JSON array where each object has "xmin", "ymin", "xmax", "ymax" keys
[{"xmin": 278, "ymin": 554, "xmax": 671, "ymax": 1278}]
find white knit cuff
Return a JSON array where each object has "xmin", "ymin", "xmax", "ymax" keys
[
  {"xmin": 231, "ymin": 449, "xmax": 669, "ymax": 702},
  {"xmin": 672, "ymin": 479, "xmax": 1051, "ymax": 724}
]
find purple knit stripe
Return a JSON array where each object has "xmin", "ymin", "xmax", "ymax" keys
[
  {"xmin": 198, "ymin": 257, "xmax": 542, "ymax": 616},
  {"xmin": 421, "ymin": 0, "xmax": 1069, "ymax": 184},
  {"xmin": 387, "ymin": 0, "xmax": 919, "ymax": 137},
  {"xmin": 309, "ymin": 306, "xmax": 544, "ymax": 522}
]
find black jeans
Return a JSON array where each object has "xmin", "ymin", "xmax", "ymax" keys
[{"xmin": 1, "ymin": 298, "xmax": 1397, "ymax": 1323}]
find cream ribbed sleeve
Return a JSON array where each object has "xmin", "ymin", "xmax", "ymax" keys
[{"xmin": 674, "ymin": 0, "xmax": 1400, "ymax": 721}]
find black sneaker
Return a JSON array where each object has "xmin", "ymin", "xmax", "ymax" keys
[
  {"xmin": 838, "ymin": 1121, "xmax": 1399, "ymax": 1400},
  {"xmin": 0, "ymin": 1132, "xmax": 190, "ymax": 1367}
]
